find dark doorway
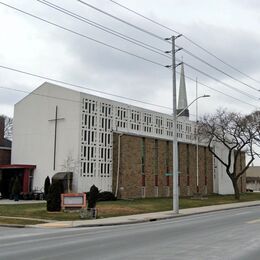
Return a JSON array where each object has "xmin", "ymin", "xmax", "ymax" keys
[
  {"xmin": 0, "ymin": 165, "xmax": 36, "ymax": 199},
  {"xmin": 0, "ymin": 171, "xmax": 23, "ymax": 198}
]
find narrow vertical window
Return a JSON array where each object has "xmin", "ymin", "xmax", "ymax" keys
[
  {"xmin": 141, "ymin": 138, "xmax": 145, "ymax": 174},
  {"xmin": 166, "ymin": 141, "xmax": 169, "ymax": 173},
  {"xmin": 154, "ymin": 139, "xmax": 158, "ymax": 175},
  {"xmin": 155, "ymin": 175, "xmax": 158, "ymax": 186},
  {"xmin": 141, "ymin": 175, "xmax": 145, "ymax": 186}
]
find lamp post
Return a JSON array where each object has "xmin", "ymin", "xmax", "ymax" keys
[
  {"xmin": 176, "ymin": 94, "xmax": 210, "ymax": 211},
  {"xmin": 177, "ymin": 95, "xmax": 210, "ymax": 117}
]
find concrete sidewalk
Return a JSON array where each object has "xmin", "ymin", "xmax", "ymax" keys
[
  {"xmin": 34, "ymin": 200, "xmax": 260, "ymax": 229},
  {"xmin": 0, "ymin": 199, "xmax": 46, "ymax": 205}
]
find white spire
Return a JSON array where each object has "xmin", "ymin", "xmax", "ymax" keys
[
  {"xmin": 178, "ymin": 63, "xmax": 188, "ymax": 109},
  {"xmin": 177, "ymin": 63, "xmax": 189, "ymax": 118}
]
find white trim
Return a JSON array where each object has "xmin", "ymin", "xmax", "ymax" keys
[{"xmin": 0, "ymin": 147, "xmax": 11, "ymax": 150}]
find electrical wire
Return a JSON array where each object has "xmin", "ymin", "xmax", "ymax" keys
[
  {"xmin": 36, "ymin": 0, "xmax": 170, "ymax": 59},
  {"xmin": 36, "ymin": 0, "xmax": 259, "ymax": 99},
  {"xmin": 0, "ymin": 64, "xmax": 257, "ymax": 109},
  {"xmin": 0, "ymin": 1, "xmax": 257, "ymax": 108},
  {"xmin": 77, "ymin": 0, "xmax": 168, "ymax": 42},
  {"xmin": 0, "ymin": 1, "xmax": 166, "ymax": 68},
  {"xmin": 109, "ymin": 0, "xmax": 260, "ymax": 85},
  {"xmin": 182, "ymin": 48, "xmax": 259, "ymax": 92},
  {"xmin": 0, "ymin": 64, "xmax": 173, "ymax": 110},
  {"xmin": 181, "ymin": 62, "xmax": 258, "ymax": 100}
]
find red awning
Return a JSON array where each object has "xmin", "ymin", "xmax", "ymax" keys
[{"xmin": 0, "ymin": 164, "xmax": 36, "ymax": 169}]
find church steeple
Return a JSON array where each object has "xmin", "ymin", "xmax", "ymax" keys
[{"xmin": 177, "ymin": 63, "xmax": 189, "ymax": 118}]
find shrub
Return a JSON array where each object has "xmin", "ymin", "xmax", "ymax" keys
[
  {"xmin": 47, "ymin": 181, "xmax": 63, "ymax": 212},
  {"xmin": 44, "ymin": 176, "xmax": 51, "ymax": 199},
  {"xmin": 87, "ymin": 185, "xmax": 99, "ymax": 209},
  {"xmin": 98, "ymin": 191, "xmax": 117, "ymax": 201}
]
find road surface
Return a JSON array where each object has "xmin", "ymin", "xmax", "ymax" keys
[{"xmin": 0, "ymin": 206, "xmax": 260, "ymax": 260}]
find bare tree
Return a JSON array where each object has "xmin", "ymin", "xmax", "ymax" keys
[
  {"xmin": 61, "ymin": 154, "xmax": 79, "ymax": 193},
  {"xmin": 1, "ymin": 115, "xmax": 13, "ymax": 141},
  {"xmin": 198, "ymin": 109, "xmax": 260, "ymax": 200}
]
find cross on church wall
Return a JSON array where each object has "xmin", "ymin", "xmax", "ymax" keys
[{"xmin": 48, "ymin": 105, "xmax": 64, "ymax": 171}]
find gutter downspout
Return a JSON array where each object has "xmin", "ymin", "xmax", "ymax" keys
[{"xmin": 115, "ymin": 133, "xmax": 123, "ymax": 198}]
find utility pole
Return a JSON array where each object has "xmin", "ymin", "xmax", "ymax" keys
[
  {"xmin": 165, "ymin": 35, "xmax": 182, "ymax": 214},
  {"xmin": 196, "ymin": 78, "xmax": 199, "ymax": 193}
]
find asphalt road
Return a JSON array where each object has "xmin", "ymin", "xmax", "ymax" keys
[{"xmin": 0, "ymin": 206, "xmax": 260, "ymax": 260}]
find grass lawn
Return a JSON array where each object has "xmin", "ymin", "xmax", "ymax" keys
[
  {"xmin": 0, "ymin": 218, "xmax": 45, "ymax": 226},
  {"xmin": 0, "ymin": 192, "xmax": 259, "ymax": 225}
]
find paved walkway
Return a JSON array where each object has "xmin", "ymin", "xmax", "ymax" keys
[
  {"xmin": 0, "ymin": 199, "xmax": 46, "ymax": 205},
  {"xmin": 1, "ymin": 199, "xmax": 260, "ymax": 228}
]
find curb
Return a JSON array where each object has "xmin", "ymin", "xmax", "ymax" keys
[
  {"xmin": 1, "ymin": 202, "xmax": 260, "ymax": 229},
  {"xmin": 0, "ymin": 224, "xmax": 27, "ymax": 228},
  {"xmin": 72, "ymin": 203, "xmax": 260, "ymax": 228}
]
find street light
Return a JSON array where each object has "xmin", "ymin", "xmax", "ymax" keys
[
  {"xmin": 177, "ymin": 95, "xmax": 210, "ymax": 117},
  {"xmin": 179, "ymin": 94, "xmax": 210, "ymax": 196},
  {"xmin": 176, "ymin": 94, "xmax": 210, "ymax": 211}
]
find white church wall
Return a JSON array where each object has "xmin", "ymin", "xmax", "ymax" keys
[
  {"xmin": 12, "ymin": 82, "xmax": 235, "ymax": 196},
  {"xmin": 212, "ymin": 143, "xmax": 234, "ymax": 194},
  {"xmin": 12, "ymin": 82, "xmax": 81, "ymax": 192}
]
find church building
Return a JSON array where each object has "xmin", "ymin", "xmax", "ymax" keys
[{"xmin": 10, "ymin": 65, "xmax": 246, "ymax": 198}]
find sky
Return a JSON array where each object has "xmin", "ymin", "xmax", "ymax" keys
[
  {"xmin": 1, "ymin": 0, "xmax": 260, "ymax": 162},
  {"xmin": 1, "ymin": 0, "xmax": 260, "ymax": 117}
]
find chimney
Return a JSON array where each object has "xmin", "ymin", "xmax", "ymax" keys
[{"xmin": 0, "ymin": 116, "xmax": 5, "ymax": 144}]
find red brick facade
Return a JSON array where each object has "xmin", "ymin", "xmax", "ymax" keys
[
  {"xmin": 112, "ymin": 134, "xmax": 214, "ymax": 199},
  {"xmin": 0, "ymin": 149, "xmax": 11, "ymax": 164},
  {"xmin": 112, "ymin": 133, "xmax": 246, "ymax": 198}
]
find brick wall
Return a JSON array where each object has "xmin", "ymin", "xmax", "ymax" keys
[
  {"xmin": 0, "ymin": 149, "xmax": 11, "ymax": 164},
  {"xmin": 113, "ymin": 133, "xmax": 214, "ymax": 199}
]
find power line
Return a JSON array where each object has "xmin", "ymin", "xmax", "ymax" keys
[
  {"xmin": 181, "ymin": 62, "xmax": 259, "ymax": 100},
  {"xmin": 76, "ymin": 0, "xmax": 260, "ymax": 97},
  {"xmin": 109, "ymin": 0, "xmax": 260, "ymax": 85},
  {"xmin": 0, "ymin": 63, "xmax": 257, "ymax": 109},
  {"xmin": 36, "ymin": 0, "xmax": 259, "ymax": 99},
  {"xmin": 0, "ymin": 85, "xmax": 83, "ymax": 104},
  {"xmin": 0, "ymin": 2, "xmax": 257, "ymax": 108},
  {"xmin": 182, "ymin": 72, "xmax": 257, "ymax": 109},
  {"xmin": 36, "ymin": 0, "xmax": 170, "ymax": 60},
  {"xmin": 77, "ymin": 0, "xmax": 169, "ymax": 42},
  {"xmin": 0, "ymin": 64, "xmax": 172, "ymax": 110},
  {"xmin": 109, "ymin": 0, "xmax": 180, "ymax": 35},
  {"xmin": 182, "ymin": 48, "xmax": 259, "ymax": 92},
  {"xmin": 0, "ymin": 1, "xmax": 166, "ymax": 68},
  {"xmin": 183, "ymin": 35, "xmax": 260, "ymax": 85}
]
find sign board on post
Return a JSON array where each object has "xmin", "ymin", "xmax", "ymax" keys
[{"xmin": 61, "ymin": 193, "xmax": 87, "ymax": 209}]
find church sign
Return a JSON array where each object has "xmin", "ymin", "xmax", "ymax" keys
[{"xmin": 61, "ymin": 193, "xmax": 87, "ymax": 209}]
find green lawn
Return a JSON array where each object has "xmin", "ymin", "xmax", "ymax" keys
[{"xmin": 0, "ymin": 193, "xmax": 259, "ymax": 225}]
